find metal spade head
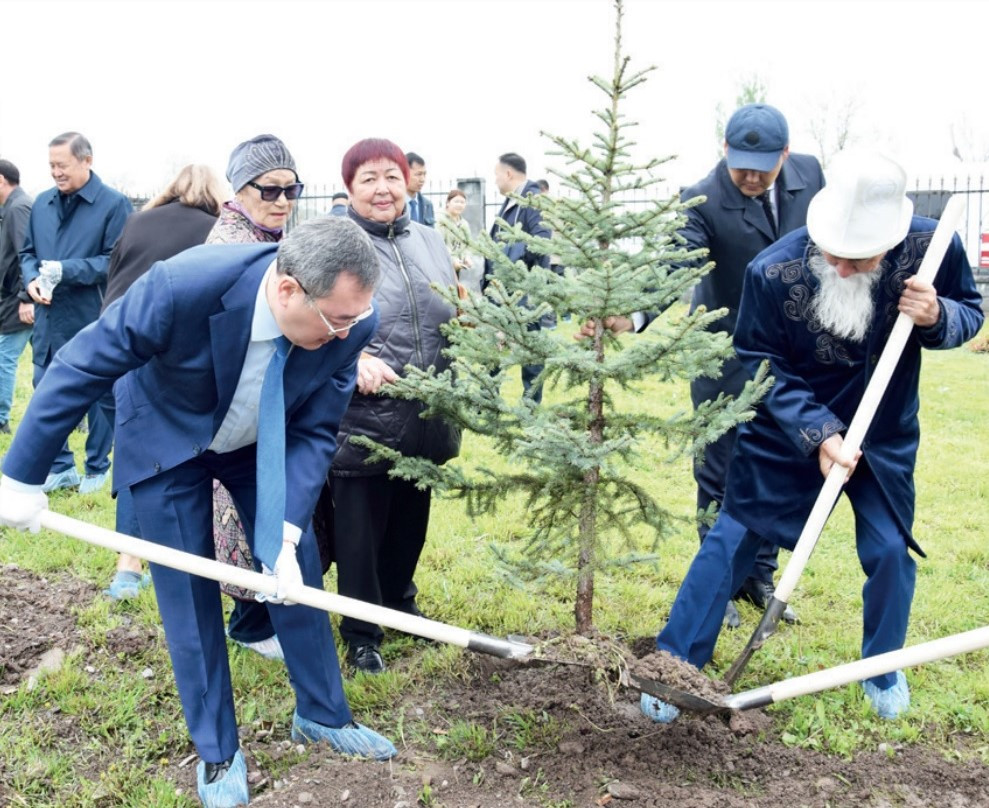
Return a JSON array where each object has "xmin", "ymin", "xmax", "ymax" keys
[{"xmin": 624, "ymin": 670, "xmax": 731, "ymax": 716}]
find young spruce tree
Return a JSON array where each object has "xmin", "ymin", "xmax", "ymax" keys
[{"xmin": 353, "ymin": 0, "xmax": 770, "ymax": 635}]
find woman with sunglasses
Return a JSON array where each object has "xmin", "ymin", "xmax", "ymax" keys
[
  {"xmin": 208, "ymin": 134, "xmax": 303, "ymax": 662},
  {"xmin": 311, "ymin": 138, "xmax": 461, "ymax": 675}
]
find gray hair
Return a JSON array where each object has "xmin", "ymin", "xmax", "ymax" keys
[
  {"xmin": 277, "ymin": 217, "xmax": 380, "ymax": 298},
  {"xmin": 49, "ymin": 132, "xmax": 93, "ymax": 161}
]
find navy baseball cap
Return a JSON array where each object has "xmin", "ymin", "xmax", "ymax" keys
[{"xmin": 725, "ymin": 104, "xmax": 789, "ymax": 172}]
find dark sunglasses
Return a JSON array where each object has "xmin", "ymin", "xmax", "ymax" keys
[{"xmin": 246, "ymin": 180, "xmax": 305, "ymax": 202}]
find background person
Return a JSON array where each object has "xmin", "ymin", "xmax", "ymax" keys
[
  {"xmin": 0, "ymin": 160, "xmax": 34, "ymax": 435},
  {"xmin": 404, "ymin": 151, "xmax": 435, "ymax": 226},
  {"xmin": 312, "ymin": 138, "xmax": 461, "ymax": 675},
  {"xmin": 640, "ymin": 151, "xmax": 984, "ymax": 724},
  {"xmin": 436, "ymin": 188, "xmax": 474, "ymax": 277},
  {"xmin": 100, "ymin": 164, "xmax": 225, "ymax": 600},
  {"xmin": 19, "ymin": 131, "xmax": 132, "ymax": 494},
  {"xmin": 329, "ymin": 191, "xmax": 349, "ymax": 217},
  {"xmin": 483, "ymin": 152, "xmax": 551, "ymax": 402},
  {"xmin": 0, "ymin": 217, "xmax": 398, "ymax": 807},
  {"xmin": 208, "ymin": 134, "xmax": 305, "ymax": 662}
]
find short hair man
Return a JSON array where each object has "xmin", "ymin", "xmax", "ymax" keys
[
  {"xmin": 0, "ymin": 217, "xmax": 397, "ymax": 805},
  {"xmin": 19, "ymin": 132, "xmax": 133, "ymax": 494},
  {"xmin": 640, "ymin": 151, "xmax": 984, "ymax": 724},
  {"xmin": 0, "ymin": 160, "xmax": 34, "ymax": 435},
  {"xmin": 329, "ymin": 191, "xmax": 349, "ymax": 217},
  {"xmin": 405, "ymin": 151, "xmax": 435, "ymax": 227},
  {"xmin": 485, "ymin": 152, "xmax": 551, "ymax": 402},
  {"xmin": 679, "ymin": 104, "xmax": 826, "ymax": 627}
]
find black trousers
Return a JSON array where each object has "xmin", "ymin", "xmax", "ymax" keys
[{"xmin": 327, "ymin": 475, "xmax": 433, "ymax": 647}]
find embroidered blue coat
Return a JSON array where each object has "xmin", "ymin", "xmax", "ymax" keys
[{"xmin": 722, "ymin": 218, "xmax": 984, "ymax": 553}]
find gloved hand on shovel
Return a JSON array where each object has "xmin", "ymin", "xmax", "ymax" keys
[
  {"xmin": 0, "ymin": 475, "xmax": 49, "ymax": 533},
  {"xmin": 256, "ymin": 524, "xmax": 304, "ymax": 605}
]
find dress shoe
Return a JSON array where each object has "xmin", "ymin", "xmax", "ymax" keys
[
  {"xmin": 197, "ymin": 749, "xmax": 249, "ymax": 808},
  {"xmin": 863, "ymin": 671, "xmax": 910, "ymax": 719},
  {"xmin": 42, "ymin": 467, "xmax": 81, "ymax": 493},
  {"xmin": 347, "ymin": 643, "xmax": 386, "ymax": 674},
  {"xmin": 639, "ymin": 692, "xmax": 680, "ymax": 724},
  {"xmin": 736, "ymin": 578, "xmax": 799, "ymax": 625},
  {"xmin": 291, "ymin": 711, "xmax": 397, "ymax": 760},
  {"xmin": 723, "ymin": 599, "xmax": 740, "ymax": 629}
]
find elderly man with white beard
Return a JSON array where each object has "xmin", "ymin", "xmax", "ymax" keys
[{"xmin": 640, "ymin": 151, "xmax": 984, "ymax": 724}]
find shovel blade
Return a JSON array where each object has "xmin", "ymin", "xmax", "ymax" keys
[{"xmin": 624, "ymin": 671, "xmax": 729, "ymax": 716}]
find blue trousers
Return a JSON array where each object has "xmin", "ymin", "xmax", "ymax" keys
[
  {"xmin": 657, "ymin": 463, "xmax": 916, "ymax": 690},
  {"xmin": 34, "ymin": 360, "xmax": 112, "ymax": 476},
  {"xmin": 129, "ymin": 446, "xmax": 351, "ymax": 763},
  {"xmin": 0, "ymin": 328, "xmax": 31, "ymax": 424}
]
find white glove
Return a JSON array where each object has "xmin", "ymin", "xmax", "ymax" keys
[
  {"xmin": 38, "ymin": 260, "xmax": 63, "ymax": 298},
  {"xmin": 256, "ymin": 540, "xmax": 303, "ymax": 606},
  {"xmin": 0, "ymin": 475, "xmax": 49, "ymax": 533}
]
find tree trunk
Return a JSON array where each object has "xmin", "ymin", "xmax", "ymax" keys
[{"xmin": 575, "ymin": 331, "xmax": 605, "ymax": 635}]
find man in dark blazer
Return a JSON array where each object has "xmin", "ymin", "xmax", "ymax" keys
[
  {"xmin": 483, "ymin": 152, "xmax": 551, "ymax": 402},
  {"xmin": 0, "ymin": 218, "xmax": 397, "ymax": 807},
  {"xmin": 680, "ymin": 104, "xmax": 825, "ymax": 627},
  {"xmin": 405, "ymin": 151, "xmax": 435, "ymax": 227}
]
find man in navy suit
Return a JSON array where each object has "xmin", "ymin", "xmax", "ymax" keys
[
  {"xmin": 678, "ymin": 105, "xmax": 825, "ymax": 627},
  {"xmin": 0, "ymin": 217, "xmax": 397, "ymax": 807},
  {"xmin": 405, "ymin": 151, "xmax": 435, "ymax": 227}
]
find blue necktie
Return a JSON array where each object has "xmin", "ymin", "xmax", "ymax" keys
[
  {"xmin": 254, "ymin": 336, "xmax": 291, "ymax": 569},
  {"xmin": 409, "ymin": 197, "xmax": 419, "ymax": 223}
]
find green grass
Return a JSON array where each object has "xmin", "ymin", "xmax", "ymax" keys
[{"xmin": 0, "ymin": 328, "xmax": 987, "ymax": 803}]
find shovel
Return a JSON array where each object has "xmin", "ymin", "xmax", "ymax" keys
[
  {"xmin": 628, "ymin": 624, "xmax": 989, "ymax": 716},
  {"xmin": 721, "ymin": 194, "xmax": 967, "ymax": 687},
  {"xmin": 38, "ymin": 510, "xmax": 534, "ymax": 660}
]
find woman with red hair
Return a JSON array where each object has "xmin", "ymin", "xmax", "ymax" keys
[{"xmin": 313, "ymin": 138, "xmax": 461, "ymax": 674}]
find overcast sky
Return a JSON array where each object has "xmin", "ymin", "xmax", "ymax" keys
[{"xmin": 2, "ymin": 0, "xmax": 987, "ymax": 197}]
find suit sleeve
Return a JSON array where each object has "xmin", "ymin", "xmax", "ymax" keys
[
  {"xmin": 18, "ymin": 209, "xmax": 41, "ymax": 288},
  {"xmin": 59, "ymin": 195, "xmax": 133, "ymax": 287},
  {"xmin": 522, "ymin": 206, "xmax": 550, "ymax": 270},
  {"xmin": 4, "ymin": 203, "xmax": 32, "ymax": 300},
  {"xmin": 1, "ymin": 262, "xmax": 173, "ymax": 484},
  {"xmin": 734, "ymin": 266, "xmax": 846, "ymax": 457}
]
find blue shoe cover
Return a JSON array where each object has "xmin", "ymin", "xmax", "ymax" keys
[
  {"xmin": 639, "ymin": 692, "xmax": 681, "ymax": 724},
  {"xmin": 78, "ymin": 471, "xmax": 109, "ymax": 494},
  {"xmin": 103, "ymin": 570, "xmax": 152, "ymax": 600},
  {"xmin": 291, "ymin": 711, "xmax": 397, "ymax": 760},
  {"xmin": 197, "ymin": 749, "xmax": 249, "ymax": 807},
  {"xmin": 42, "ymin": 467, "xmax": 81, "ymax": 493},
  {"xmin": 863, "ymin": 670, "xmax": 910, "ymax": 719}
]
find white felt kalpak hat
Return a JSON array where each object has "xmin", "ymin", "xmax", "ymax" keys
[{"xmin": 807, "ymin": 150, "xmax": 914, "ymax": 259}]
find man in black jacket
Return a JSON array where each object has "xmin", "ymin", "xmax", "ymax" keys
[
  {"xmin": 0, "ymin": 160, "xmax": 34, "ymax": 434},
  {"xmin": 679, "ymin": 104, "xmax": 825, "ymax": 627},
  {"xmin": 485, "ymin": 152, "xmax": 551, "ymax": 402}
]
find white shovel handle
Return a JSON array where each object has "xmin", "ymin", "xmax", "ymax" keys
[
  {"xmin": 774, "ymin": 194, "xmax": 966, "ymax": 603},
  {"xmin": 727, "ymin": 625, "xmax": 989, "ymax": 711},
  {"xmin": 39, "ymin": 510, "xmax": 532, "ymax": 659}
]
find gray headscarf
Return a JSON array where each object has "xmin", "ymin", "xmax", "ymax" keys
[{"xmin": 226, "ymin": 134, "xmax": 297, "ymax": 192}]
